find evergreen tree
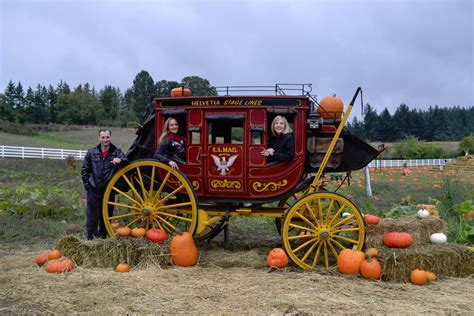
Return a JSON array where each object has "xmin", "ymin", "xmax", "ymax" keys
[
  {"xmin": 129, "ymin": 70, "xmax": 155, "ymax": 117},
  {"xmin": 362, "ymin": 104, "xmax": 378, "ymax": 141},
  {"xmin": 155, "ymin": 80, "xmax": 180, "ymax": 97},
  {"xmin": 181, "ymin": 76, "xmax": 217, "ymax": 96},
  {"xmin": 2, "ymin": 81, "xmax": 16, "ymax": 122},
  {"xmin": 13, "ymin": 82, "xmax": 26, "ymax": 123},
  {"xmin": 376, "ymin": 108, "xmax": 395, "ymax": 142},
  {"xmin": 392, "ymin": 103, "xmax": 412, "ymax": 139},
  {"xmin": 47, "ymin": 85, "xmax": 58, "ymax": 123},
  {"xmin": 99, "ymin": 85, "xmax": 121, "ymax": 123},
  {"xmin": 56, "ymin": 85, "xmax": 103, "ymax": 125},
  {"xmin": 23, "ymin": 87, "xmax": 36, "ymax": 123}
]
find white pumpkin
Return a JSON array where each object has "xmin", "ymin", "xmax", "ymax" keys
[
  {"xmin": 417, "ymin": 208, "xmax": 430, "ymax": 219},
  {"xmin": 430, "ymin": 233, "xmax": 447, "ymax": 244}
]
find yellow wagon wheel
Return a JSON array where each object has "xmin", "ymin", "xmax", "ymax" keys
[
  {"xmin": 102, "ymin": 159, "xmax": 198, "ymax": 237},
  {"xmin": 281, "ymin": 192, "xmax": 364, "ymax": 270}
]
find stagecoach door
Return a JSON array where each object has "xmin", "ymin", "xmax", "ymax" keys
[{"xmin": 203, "ymin": 113, "xmax": 246, "ymax": 196}]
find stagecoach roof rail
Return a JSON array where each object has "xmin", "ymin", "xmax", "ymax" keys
[{"xmin": 215, "ymin": 83, "xmax": 316, "ymax": 99}]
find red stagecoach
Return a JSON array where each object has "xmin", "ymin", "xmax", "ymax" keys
[{"xmin": 103, "ymin": 84, "xmax": 382, "ymax": 269}]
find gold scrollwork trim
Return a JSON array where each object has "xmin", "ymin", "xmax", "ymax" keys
[
  {"xmin": 210, "ymin": 179, "xmax": 242, "ymax": 189},
  {"xmin": 192, "ymin": 181, "xmax": 200, "ymax": 190},
  {"xmin": 253, "ymin": 179, "xmax": 288, "ymax": 192}
]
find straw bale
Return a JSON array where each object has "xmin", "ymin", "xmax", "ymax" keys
[
  {"xmin": 56, "ymin": 235, "xmax": 171, "ymax": 268},
  {"xmin": 378, "ymin": 243, "xmax": 474, "ymax": 282},
  {"xmin": 365, "ymin": 215, "xmax": 444, "ymax": 248}
]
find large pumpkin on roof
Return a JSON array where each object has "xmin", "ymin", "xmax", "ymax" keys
[
  {"xmin": 171, "ymin": 87, "xmax": 191, "ymax": 97},
  {"xmin": 318, "ymin": 95, "xmax": 344, "ymax": 119}
]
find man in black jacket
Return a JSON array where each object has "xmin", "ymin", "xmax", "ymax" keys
[{"xmin": 81, "ymin": 129, "xmax": 127, "ymax": 239}]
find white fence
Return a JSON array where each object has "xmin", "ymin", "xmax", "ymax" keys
[
  {"xmin": 368, "ymin": 159, "xmax": 452, "ymax": 168},
  {"xmin": 0, "ymin": 145, "xmax": 86, "ymax": 160},
  {"xmin": 1, "ymin": 145, "xmax": 453, "ymax": 168}
]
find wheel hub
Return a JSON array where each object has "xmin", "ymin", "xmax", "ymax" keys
[{"xmin": 319, "ymin": 228, "xmax": 330, "ymax": 240}]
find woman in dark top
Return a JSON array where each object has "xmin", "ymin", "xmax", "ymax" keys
[
  {"xmin": 153, "ymin": 117, "xmax": 185, "ymax": 170},
  {"xmin": 261, "ymin": 115, "xmax": 295, "ymax": 163}
]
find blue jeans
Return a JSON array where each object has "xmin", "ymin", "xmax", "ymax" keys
[{"xmin": 86, "ymin": 190, "xmax": 114, "ymax": 240}]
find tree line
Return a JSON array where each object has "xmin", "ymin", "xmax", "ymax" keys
[
  {"xmin": 347, "ymin": 104, "xmax": 473, "ymax": 142},
  {"xmin": 0, "ymin": 70, "xmax": 216, "ymax": 127},
  {"xmin": 1, "ymin": 70, "xmax": 472, "ymax": 142}
]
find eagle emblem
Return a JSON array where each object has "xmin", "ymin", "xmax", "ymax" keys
[{"xmin": 211, "ymin": 154, "xmax": 239, "ymax": 176}]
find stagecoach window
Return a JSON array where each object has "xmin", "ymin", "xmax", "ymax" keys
[
  {"xmin": 207, "ymin": 120, "xmax": 244, "ymax": 144},
  {"xmin": 188, "ymin": 127, "xmax": 201, "ymax": 144},
  {"xmin": 190, "ymin": 131, "xmax": 200, "ymax": 144},
  {"xmin": 251, "ymin": 128, "xmax": 263, "ymax": 145}
]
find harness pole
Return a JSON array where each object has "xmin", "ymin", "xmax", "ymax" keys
[{"xmin": 309, "ymin": 87, "xmax": 363, "ymax": 193}]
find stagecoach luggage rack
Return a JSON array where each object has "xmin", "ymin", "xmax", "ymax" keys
[{"xmin": 215, "ymin": 83, "xmax": 317, "ymax": 100}]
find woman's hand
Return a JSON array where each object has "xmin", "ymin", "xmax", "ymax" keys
[
  {"xmin": 260, "ymin": 148, "xmax": 275, "ymax": 156},
  {"xmin": 169, "ymin": 161, "xmax": 179, "ymax": 170}
]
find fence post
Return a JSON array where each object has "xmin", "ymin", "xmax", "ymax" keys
[
  {"xmin": 22, "ymin": 146, "xmax": 25, "ymax": 159},
  {"xmin": 1, "ymin": 145, "xmax": 3, "ymax": 158},
  {"xmin": 364, "ymin": 167, "xmax": 373, "ymax": 198},
  {"xmin": 42, "ymin": 147, "xmax": 44, "ymax": 159}
]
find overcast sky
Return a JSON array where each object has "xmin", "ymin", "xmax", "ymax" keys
[{"xmin": 1, "ymin": 0, "xmax": 472, "ymax": 116}]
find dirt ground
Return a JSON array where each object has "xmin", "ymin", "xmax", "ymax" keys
[{"xmin": 1, "ymin": 239, "xmax": 473, "ymax": 315}]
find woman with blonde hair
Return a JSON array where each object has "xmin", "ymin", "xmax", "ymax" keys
[
  {"xmin": 261, "ymin": 115, "xmax": 295, "ymax": 163},
  {"xmin": 154, "ymin": 117, "xmax": 185, "ymax": 170}
]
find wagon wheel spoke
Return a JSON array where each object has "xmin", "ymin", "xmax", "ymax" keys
[
  {"xmin": 121, "ymin": 173, "xmax": 145, "ymax": 204},
  {"xmin": 332, "ymin": 235, "xmax": 359, "ymax": 245},
  {"xmin": 109, "ymin": 212, "xmax": 140, "ymax": 221},
  {"xmin": 107, "ymin": 201, "xmax": 142, "ymax": 211},
  {"xmin": 327, "ymin": 239, "xmax": 339, "ymax": 260},
  {"xmin": 112, "ymin": 187, "xmax": 142, "ymax": 206},
  {"xmin": 102, "ymin": 160, "xmax": 198, "ymax": 237},
  {"xmin": 282, "ymin": 192, "xmax": 364, "ymax": 270},
  {"xmin": 311, "ymin": 241, "xmax": 323, "ymax": 269}
]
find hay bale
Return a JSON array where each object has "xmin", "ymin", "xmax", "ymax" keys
[
  {"xmin": 365, "ymin": 216, "xmax": 444, "ymax": 248},
  {"xmin": 379, "ymin": 243, "xmax": 474, "ymax": 282},
  {"xmin": 56, "ymin": 235, "xmax": 172, "ymax": 268}
]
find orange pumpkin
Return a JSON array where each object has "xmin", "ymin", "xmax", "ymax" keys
[
  {"xmin": 426, "ymin": 271, "xmax": 436, "ymax": 282},
  {"xmin": 360, "ymin": 257, "xmax": 382, "ymax": 280},
  {"xmin": 337, "ymin": 248, "xmax": 365, "ymax": 274},
  {"xmin": 171, "ymin": 87, "xmax": 191, "ymax": 97},
  {"xmin": 383, "ymin": 232, "xmax": 413, "ymax": 248},
  {"xmin": 146, "ymin": 228, "xmax": 168, "ymax": 243},
  {"xmin": 266, "ymin": 248, "xmax": 289, "ymax": 269},
  {"xmin": 48, "ymin": 249, "xmax": 62, "ymax": 260},
  {"xmin": 317, "ymin": 95, "xmax": 344, "ymax": 119},
  {"xmin": 116, "ymin": 226, "xmax": 132, "ymax": 237},
  {"xmin": 170, "ymin": 232, "xmax": 198, "ymax": 267},
  {"xmin": 57, "ymin": 258, "xmax": 75, "ymax": 272},
  {"xmin": 364, "ymin": 214, "xmax": 380, "ymax": 225},
  {"xmin": 45, "ymin": 258, "xmax": 75, "ymax": 273},
  {"xmin": 115, "ymin": 263, "xmax": 129, "ymax": 273},
  {"xmin": 45, "ymin": 259, "xmax": 60, "ymax": 273},
  {"xmin": 131, "ymin": 227, "xmax": 146, "ymax": 238},
  {"xmin": 36, "ymin": 250, "xmax": 50, "ymax": 266},
  {"xmin": 111, "ymin": 222, "xmax": 120, "ymax": 229},
  {"xmin": 365, "ymin": 248, "xmax": 379, "ymax": 258},
  {"xmin": 410, "ymin": 269, "xmax": 428, "ymax": 285}
]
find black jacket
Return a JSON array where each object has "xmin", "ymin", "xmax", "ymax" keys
[
  {"xmin": 268, "ymin": 133, "xmax": 295, "ymax": 163},
  {"xmin": 153, "ymin": 136, "xmax": 186, "ymax": 164},
  {"xmin": 81, "ymin": 143, "xmax": 127, "ymax": 192}
]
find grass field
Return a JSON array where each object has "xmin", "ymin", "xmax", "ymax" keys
[{"xmin": 0, "ymin": 127, "xmax": 136, "ymax": 151}]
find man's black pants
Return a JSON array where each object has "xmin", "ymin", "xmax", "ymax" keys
[{"xmin": 86, "ymin": 190, "xmax": 114, "ymax": 240}]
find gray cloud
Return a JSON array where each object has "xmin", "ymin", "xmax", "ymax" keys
[{"xmin": 1, "ymin": 0, "xmax": 472, "ymax": 116}]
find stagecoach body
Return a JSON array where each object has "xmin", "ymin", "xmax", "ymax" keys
[{"xmin": 105, "ymin": 84, "xmax": 382, "ymax": 270}]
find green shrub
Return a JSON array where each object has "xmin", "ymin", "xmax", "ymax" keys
[{"xmin": 392, "ymin": 135, "xmax": 447, "ymax": 159}]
